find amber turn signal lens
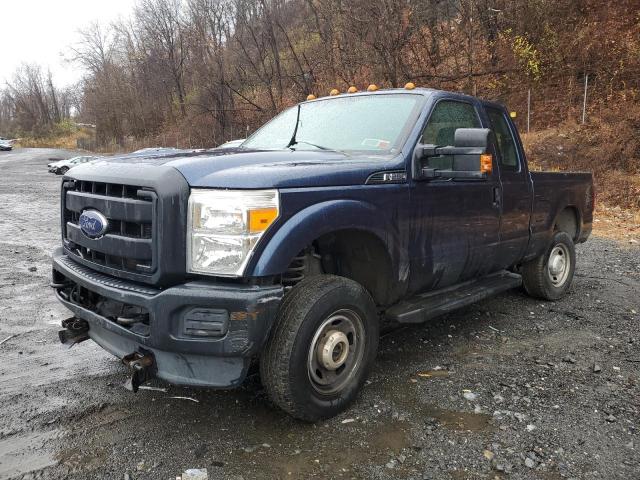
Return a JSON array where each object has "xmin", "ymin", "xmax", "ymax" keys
[
  {"xmin": 480, "ymin": 154, "xmax": 493, "ymax": 174},
  {"xmin": 249, "ymin": 208, "xmax": 278, "ymax": 233},
  {"xmin": 306, "ymin": 94, "xmax": 316, "ymax": 100}
]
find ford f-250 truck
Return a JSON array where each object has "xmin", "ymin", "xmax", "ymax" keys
[{"xmin": 52, "ymin": 86, "xmax": 594, "ymax": 421}]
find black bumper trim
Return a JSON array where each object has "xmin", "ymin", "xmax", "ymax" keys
[{"xmin": 57, "ymin": 254, "xmax": 160, "ymax": 296}]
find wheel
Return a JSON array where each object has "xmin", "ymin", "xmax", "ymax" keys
[
  {"xmin": 261, "ymin": 274, "xmax": 379, "ymax": 421},
  {"xmin": 58, "ymin": 166, "xmax": 69, "ymax": 175},
  {"xmin": 522, "ymin": 231, "xmax": 576, "ymax": 300}
]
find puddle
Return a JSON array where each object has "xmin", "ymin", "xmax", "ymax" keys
[
  {"xmin": 423, "ymin": 405, "xmax": 492, "ymax": 432},
  {"xmin": 251, "ymin": 420, "xmax": 409, "ymax": 478},
  {"xmin": 0, "ymin": 430, "xmax": 59, "ymax": 478}
]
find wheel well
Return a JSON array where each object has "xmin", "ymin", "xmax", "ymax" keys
[
  {"xmin": 555, "ymin": 207, "xmax": 579, "ymax": 241},
  {"xmin": 282, "ymin": 229, "xmax": 396, "ymax": 306},
  {"xmin": 315, "ymin": 229, "xmax": 396, "ymax": 306}
]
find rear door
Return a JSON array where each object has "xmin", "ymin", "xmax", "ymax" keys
[
  {"xmin": 408, "ymin": 97, "xmax": 501, "ymax": 294},
  {"xmin": 485, "ymin": 106, "xmax": 532, "ymax": 268}
]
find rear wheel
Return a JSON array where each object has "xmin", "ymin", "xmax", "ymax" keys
[
  {"xmin": 522, "ymin": 231, "xmax": 576, "ymax": 300},
  {"xmin": 261, "ymin": 274, "xmax": 379, "ymax": 421}
]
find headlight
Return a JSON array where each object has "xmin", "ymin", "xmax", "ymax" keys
[{"xmin": 187, "ymin": 189, "xmax": 279, "ymax": 276}]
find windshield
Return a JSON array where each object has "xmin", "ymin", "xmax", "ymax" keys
[{"xmin": 243, "ymin": 93, "xmax": 424, "ymax": 153}]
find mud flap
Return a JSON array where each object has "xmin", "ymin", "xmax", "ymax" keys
[
  {"xmin": 58, "ymin": 317, "xmax": 90, "ymax": 347},
  {"xmin": 122, "ymin": 351, "xmax": 156, "ymax": 392}
]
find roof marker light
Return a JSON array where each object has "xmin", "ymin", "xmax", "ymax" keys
[
  {"xmin": 367, "ymin": 84, "xmax": 378, "ymax": 92},
  {"xmin": 329, "ymin": 89, "xmax": 340, "ymax": 96},
  {"xmin": 306, "ymin": 94, "xmax": 316, "ymax": 100},
  {"xmin": 347, "ymin": 86, "xmax": 358, "ymax": 93},
  {"xmin": 510, "ymin": 111, "xmax": 517, "ymax": 118},
  {"xmin": 404, "ymin": 82, "xmax": 416, "ymax": 90}
]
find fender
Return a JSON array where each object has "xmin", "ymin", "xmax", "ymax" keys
[{"xmin": 247, "ymin": 199, "xmax": 403, "ymax": 278}]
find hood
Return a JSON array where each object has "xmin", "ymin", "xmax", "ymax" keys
[{"xmin": 82, "ymin": 148, "xmax": 402, "ymax": 188}]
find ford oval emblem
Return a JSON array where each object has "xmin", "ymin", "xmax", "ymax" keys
[{"xmin": 79, "ymin": 210, "xmax": 109, "ymax": 238}]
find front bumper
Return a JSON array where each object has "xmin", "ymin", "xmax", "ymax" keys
[{"xmin": 52, "ymin": 247, "xmax": 283, "ymax": 388}]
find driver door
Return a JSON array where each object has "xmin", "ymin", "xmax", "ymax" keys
[{"xmin": 407, "ymin": 98, "xmax": 501, "ymax": 294}]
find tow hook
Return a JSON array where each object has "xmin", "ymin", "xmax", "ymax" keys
[
  {"xmin": 58, "ymin": 317, "xmax": 90, "ymax": 347},
  {"xmin": 122, "ymin": 351, "xmax": 155, "ymax": 392}
]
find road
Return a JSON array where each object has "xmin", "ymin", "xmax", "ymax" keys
[{"xmin": 0, "ymin": 148, "xmax": 638, "ymax": 480}]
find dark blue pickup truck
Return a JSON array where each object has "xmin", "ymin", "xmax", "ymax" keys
[{"xmin": 52, "ymin": 87, "xmax": 594, "ymax": 420}]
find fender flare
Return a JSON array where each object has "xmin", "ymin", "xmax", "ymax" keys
[{"xmin": 247, "ymin": 199, "xmax": 401, "ymax": 278}]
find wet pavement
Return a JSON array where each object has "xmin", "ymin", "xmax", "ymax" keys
[{"xmin": 0, "ymin": 149, "xmax": 638, "ymax": 479}]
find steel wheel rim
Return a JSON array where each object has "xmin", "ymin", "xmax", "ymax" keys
[
  {"xmin": 547, "ymin": 244, "xmax": 570, "ymax": 287},
  {"xmin": 307, "ymin": 308, "xmax": 365, "ymax": 395}
]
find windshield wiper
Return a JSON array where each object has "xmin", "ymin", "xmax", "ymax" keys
[
  {"xmin": 284, "ymin": 104, "xmax": 346, "ymax": 154},
  {"xmin": 288, "ymin": 140, "xmax": 332, "ymax": 151},
  {"xmin": 285, "ymin": 104, "xmax": 301, "ymax": 148}
]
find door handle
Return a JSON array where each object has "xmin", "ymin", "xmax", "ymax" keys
[{"xmin": 492, "ymin": 187, "xmax": 501, "ymax": 207}]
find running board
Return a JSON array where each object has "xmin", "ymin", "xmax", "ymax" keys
[{"xmin": 386, "ymin": 271, "xmax": 522, "ymax": 324}]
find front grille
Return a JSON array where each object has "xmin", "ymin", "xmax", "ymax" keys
[{"xmin": 62, "ymin": 180, "xmax": 156, "ymax": 276}]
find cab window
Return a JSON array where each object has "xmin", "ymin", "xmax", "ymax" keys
[
  {"xmin": 486, "ymin": 107, "xmax": 519, "ymax": 169},
  {"xmin": 421, "ymin": 100, "xmax": 481, "ymax": 146}
]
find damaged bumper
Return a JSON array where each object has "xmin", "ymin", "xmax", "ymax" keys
[{"xmin": 51, "ymin": 247, "xmax": 283, "ymax": 388}]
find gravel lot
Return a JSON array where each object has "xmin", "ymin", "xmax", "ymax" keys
[{"xmin": 0, "ymin": 148, "xmax": 638, "ymax": 480}]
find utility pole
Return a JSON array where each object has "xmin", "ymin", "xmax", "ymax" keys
[{"xmin": 527, "ymin": 89, "xmax": 531, "ymax": 133}]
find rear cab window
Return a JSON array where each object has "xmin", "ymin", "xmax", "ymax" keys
[{"xmin": 486, "ymin": 107, "xmax": 520, "ymax": 171}]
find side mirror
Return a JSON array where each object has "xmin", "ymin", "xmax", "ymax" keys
[
  {"xmin": 453, "ymin": 128, "xmax": 490, "ymax": 149},
  {"xmin": 413, "ymin": 128, "xmax": 493, "ymax": 180}
]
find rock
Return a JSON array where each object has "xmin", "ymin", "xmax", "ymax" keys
[
  {"xmin": 483, "ymin": 450, "xmax": 495, "ymax": 460},
  {"xmin": 562, "ymin": 356, "xmax": 576, "ymax": 364},
  {"xmin": 386, "ymin": 459, "xmax": 397, "ymax": 469},
  {"xmin": 605, "ymin": 414, "xmax": 616, "ymax": 423},
  {"xmin": 526, "ymin": 424, "xmax": 536, "ymax": 432},
  {"xmin": 136, "ymin": 461, "xmax": 146, "ymax": 471},
  {"xmin": 28, "ymin": 266, "xmax": 37, "ymax": 272},
  {"xmin": 124, "ymin": 474, "xmax": 130, "ymax": 480},
  {"xmin": 398, "ymin": 454, "xmax": 406, "ymax": 464},
  {"xmin": 525, "ymin": 457, "xmax": 536, "ymax": 468},
  {"xmin": 341, "ymin": 418, "xmax": 355, "ymax": 424},
  {"xmin": 463, "ymin": 391, "xmax": 478, "ymax": 401},
  {"xmin": 593, "ymin": 364, "xmax": 602, "ymax": 373},
  {"xmin": 182, "ymin": 469, "xmax": 208, "ymax": 480}
]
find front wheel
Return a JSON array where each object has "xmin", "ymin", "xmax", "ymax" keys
[
  {"xmin": 261, "ymin": 274, "xmax": 379, "ymax": 421},
  {"xmin": 522, "ymin": 231, "xmax": 576, "ymax": 300}
]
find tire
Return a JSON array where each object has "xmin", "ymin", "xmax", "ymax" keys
[
  {"xmin": 261, "ymin": 274, "xmax": 379, "ymax": 421},
  {"xmin": 58, "ymin": 166, "xmax": 69, "ymax": 175},
  {"xmin": 522, "ymin": 231, "xmax": 576, "ymax": 300}
]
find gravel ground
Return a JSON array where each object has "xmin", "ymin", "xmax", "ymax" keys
[{"xmin": 0, "ymin": 148, "xmax": 638, "ymax": 480}]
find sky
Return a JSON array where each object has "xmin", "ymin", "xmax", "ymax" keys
[{"xmin": 0, "ymin": 0, "xmax": 137, "ymax": 87}]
